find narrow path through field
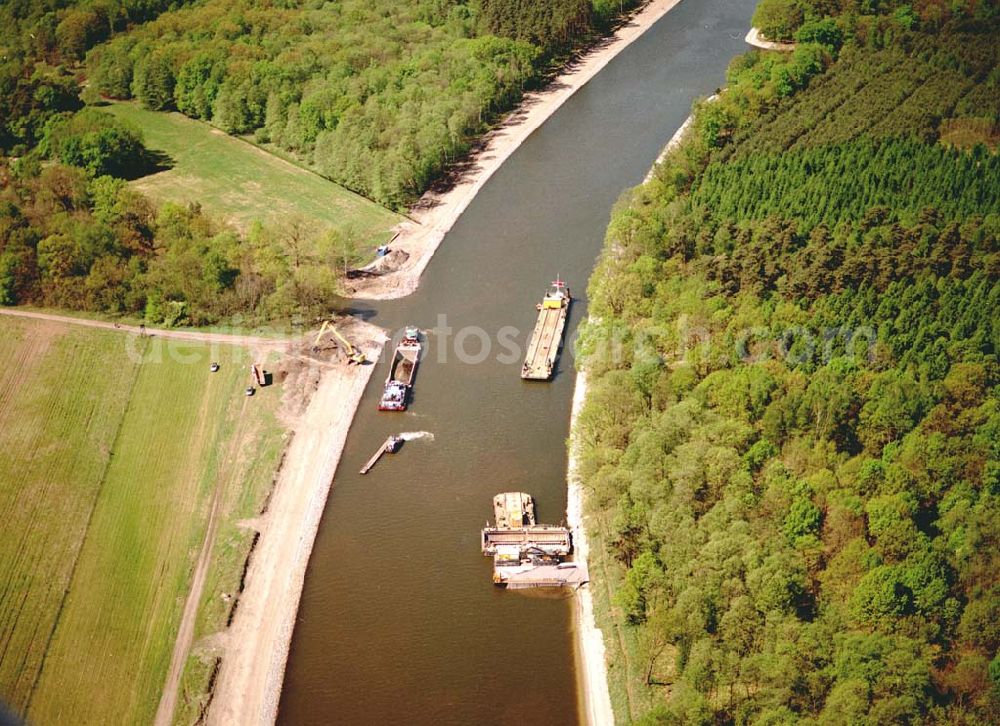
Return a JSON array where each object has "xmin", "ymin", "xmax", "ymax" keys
[
  {"xmin": 0, "ymin": 309, "xmax": 288, "ymax": 350},
  {"xmin": 153, "ymin": 396, "xmax": 251, "ymax": 726}
]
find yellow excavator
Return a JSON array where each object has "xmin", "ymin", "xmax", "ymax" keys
[{"xmin": 312, "ymin": 320, "xmax": 367, "ymax": 364}]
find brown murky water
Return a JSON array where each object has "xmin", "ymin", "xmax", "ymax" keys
[{"xmin": 278, "ymin": 2, "xmax": 756, "ymax": 723}]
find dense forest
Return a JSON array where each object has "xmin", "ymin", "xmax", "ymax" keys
[
  {"xmin": 578, "ymin": 2, "xmax": 999, "ymax": 723},
  {"xmin": 0, "ymin": 0, "xmax": 639, "ymax": 323},
  {"xmin": 82, "ymin": 0, "xmax": 642, "ymax": 209},
  {"xmin": 0, "ymin": 0, "xmax": 194, "ymax": 152}
]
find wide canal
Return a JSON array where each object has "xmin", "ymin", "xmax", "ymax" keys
[{"xmin": 279, "ymin": 1, "xmax": 757, "ymax": 723}]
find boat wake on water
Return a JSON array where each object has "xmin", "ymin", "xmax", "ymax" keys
[{"xmin": 399, "ymin": 431, "xmax": 434, "ymax": 442}]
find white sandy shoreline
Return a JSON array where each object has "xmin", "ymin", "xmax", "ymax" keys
[
  {"xmin": 568, "ymin": 368, "xmax": 616, "ymax": 726},
  {"xmin": 348, "ymin": 0, "xmax": 686, "ymax": 300},
  {"xmin": 207, "ymin": 329, "xmax": 385, "ymax": 725},
  {"xmin": 745, "ymin": 26, "xmax": 797, "ymax": 51},
  {"xmin": 643, "ymin": 93, "xmax": 717, "ymax": 184}
]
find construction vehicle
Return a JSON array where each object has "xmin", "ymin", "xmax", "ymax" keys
[
  {"xmin": 313, "ymin": 320, "xmax": 367, "ymax": 364},
  {"xmin": 251, "ymin": 364, "xmax": 266, "ymax": 387}
]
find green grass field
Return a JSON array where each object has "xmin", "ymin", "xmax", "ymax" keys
[
  {"xmin": 0, "ymin": 317, "xmax": 286, "ymax": 724},
  {"xmin": 101, "ymin": 102, "xmax": 403, "ymax": 249}
]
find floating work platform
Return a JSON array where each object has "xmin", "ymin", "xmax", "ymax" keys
[
  {"xmin": 481, "ymin": 492, "xmax": 581, "ymax": 588},
  {"xmin": 359, "ymin": 435, "xmax": 403, "ymax": 475},
  {"xmin": 502, "ymin": 562, "xmax": 589, "ymax": 589},
  {"xmin": 522, "ymin": 278, "xmax": 570, "ymax": 380},
  {"xmin": 481, "ymin": 525, "xmax": 572, "ymax": 557}
]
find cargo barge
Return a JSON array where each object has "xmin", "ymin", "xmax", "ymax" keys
[
  {"xmin": 481, "ymin": 492, "xmax": 585, "ymax": 588},
  {"xmin": 492, "ymin": 492, "xmax": 535, "ymax": 528},
  {"xmin": 378, "ymin": 327, "xmax": 421, "ymax": 411},
  {"xmin": 522, "ymin": 278, "xmax": 571, "ymax": 380}
]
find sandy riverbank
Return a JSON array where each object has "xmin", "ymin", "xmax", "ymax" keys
[
  {"xmin": 642, "ymin": 93, "xmax": 718, "ymax": 184},
  {"xmin": 347, "ymin": 0, "xmax": 685, "ymax": 300},
  {"xmin": 207, "ymin": 322, "xmax": 385, "ymax": 725},
  {"xmin": 0, "ymin": 308, "xmax": 378, "ymax": 725},
  {"xmin": 745, "ymin": 26, "xmax": 797, "ymax": 51},
  {"xmin": 567, "ymin": 369, "xmax": 616, "ymax": 726}
]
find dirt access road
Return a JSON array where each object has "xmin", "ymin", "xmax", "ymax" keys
[
  {"xmin": 0, "ymin": 309, "xmax": 287, "ymax": 352},
  {"xmin": 1, "ymin": 307, "xmax": 382, "ymax": 726}
]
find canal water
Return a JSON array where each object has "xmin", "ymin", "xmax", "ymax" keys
[{"xmin": 278, "ymin": 1, "xmax": 756, "ymax": 723}]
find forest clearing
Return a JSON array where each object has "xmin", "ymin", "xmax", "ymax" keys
[
  {"xmin": 100, "ymin": 102, "xmax": 403, "ymax": 248},
  {"xmin": 0, "ymin": 316, "xmax": 287, "ymax": 724}
]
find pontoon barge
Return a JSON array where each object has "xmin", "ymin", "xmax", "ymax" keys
[{"xmin": 522, "ymin": 278, "xmax": 570, "ymax": 380}]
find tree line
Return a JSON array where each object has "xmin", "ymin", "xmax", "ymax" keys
[
  {"xmin": 0, "ymin": 102, "xmax": 357, "ymax": 324},
  {"xmin": 0, "ymin": 0, "xmax": 194, "ymax": 152},
  {"xmin": 692, "ymin": 138, "xmax": 1000, "ymax": 228},
  {"xmin": 727, "ymin": 21, "xmax": 1000, "ymax": 159},
  {"xmin": 0, "ymin": 152, "xmax": 359, "ymax": 323},
  {"xmin": 752, "ymin": 0, "xmax": 995, "ymax": 42}
]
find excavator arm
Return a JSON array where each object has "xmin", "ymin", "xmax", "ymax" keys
[
  {"xmin": 311, "ymin": 320, "xmax": 331, "ymax": 351},
  {"xmin": 332, "ymin": 326, "xmax": 367, "ymax": 365},
  {"xmin": 312, "ymin": 320, "xmax": 366, "ymax": 364}
]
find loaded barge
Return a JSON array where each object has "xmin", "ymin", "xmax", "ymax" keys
[
  {"xmin": 481, "ymin": 492, "xmax": 585, "ymax": 588},
  {"xmin": 522, "ymin": 278, "xmax": 571, "ymax": 380},
  {"xmin": 379, "ymin": 327, "xmax": 421, "ymax": 412}
]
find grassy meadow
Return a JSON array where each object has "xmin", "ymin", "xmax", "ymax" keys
[
  {"xmin": 101, "ymin": 102, "xmax": 403, "ymax": 249},
  {"xmin": 0, "ymin": 317, "xmax": 286, "ymax": 724}
]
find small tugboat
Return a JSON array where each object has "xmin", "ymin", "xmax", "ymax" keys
[
  {"xmin": 359, "ymin": 434, "xmax": 404, "ymax": 474},
  {"xmin": 522, "ymin": 278, "xmax": 571, "ymax": 380},
  {"xmin": 378, "ymin": 326, "xmax": 421, "ymax": 411}
]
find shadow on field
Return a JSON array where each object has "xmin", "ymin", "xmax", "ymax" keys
[
  {"xmin": 121, "ymin": 148, "xmax": 175, "ymax": 181},
  {"xmin": 0, "ymin": 699, "xmax": 23, "ymax": 726}
]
